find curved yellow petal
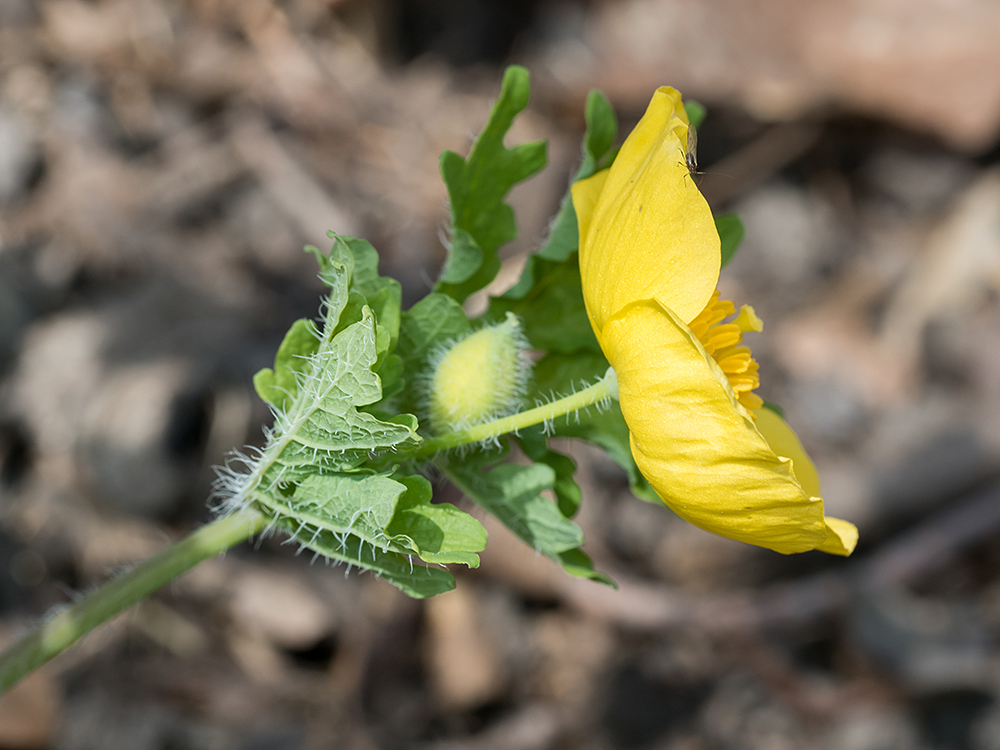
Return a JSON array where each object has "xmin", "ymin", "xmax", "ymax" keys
[
  {"xmin": 751, "ymin": 405, "xmax": 857, "ymax": 556},
  {"xmin": 571, "ymin": 169, "xmax": 609, "ymax": 262},
  {"xmin": 817, "ymin": 517, "xmax": 858, "ymax": 556},
  {"xmin": 573, "ymin": 87, "xmax": 720, "ymax": 335},
  {"xmin": 601, "ymin": 301, "xmax": 831, "ymax": 554},
  {"xmin": 751, "ymin": 405, "xmax": 821, "ymax": 498},
  {"xmin": 735, "ymin": 304, "xmax": 764, "ymax": 334}
]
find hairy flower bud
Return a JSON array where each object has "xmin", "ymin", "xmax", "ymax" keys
[{"xmin": 427, "ymin": 313, "xmax": 530, "ymax": 435}]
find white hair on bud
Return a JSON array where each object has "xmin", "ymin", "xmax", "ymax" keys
[{"xmin": 419, "ymin": 312, "xmax": 533, "ymax": 452}]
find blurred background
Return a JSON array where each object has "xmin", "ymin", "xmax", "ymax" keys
[{"xmin": 3, "ymin": 0, "xmax": 1000, "ymax": 748}]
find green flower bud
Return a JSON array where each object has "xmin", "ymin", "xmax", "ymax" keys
[{"xmin": 427, "ymin": 313, "xmax": 530, "ymax": 435}]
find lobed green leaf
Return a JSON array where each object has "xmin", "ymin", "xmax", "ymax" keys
[
  {"xmin": 435, "ymin": 66, "xmax": 548, "ymax": 303},
  {"xmin": 262, "ymin": 308, "xmax": 420, "ymax": 482},
  {"xmin": 444, "ymin": 455, "xmax": 583, "ymax": 553},
  {"xmin": 241, "ymin": 239, "xmax": 494, "ymax": 597},
  {"xmin": 253, "ymin": 319, "xmax": 320, "ymax": 412},
  {"xmin": 443, "ymin": 448, "xmax": 614, "ymax": 586},
  {"xmin": 385, "ymin": 476, "xmax": 487, "ymax": 567},
  {"xmin": 515, "ymin": 427, "xmax": 582, "ymax": 518}
]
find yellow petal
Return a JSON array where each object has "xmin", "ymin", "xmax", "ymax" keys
[
  {"xmin": 751, "ymin": 405, "xmax": 858, "ymax": 556},
  {"xmin": 735, "ymin": 304, "xmax": 764, "ymax": 333},
  {"xmin": 573, "ymin": 87, "xmax": 720, "ymax": 335},
  {"xmin": 750, "ymin": 405, "xmax": 821, "ymax": 498},
  {"xmin": 601, "ymin": 301, "xmax": 831, "ymax": 555},
  {"xmin": 817, "ymin": 517, "xmax": 858, "ymax": 556},
  {"xmin": 571, "ymin": 169, "xmax": 609, "ymax": 260}
]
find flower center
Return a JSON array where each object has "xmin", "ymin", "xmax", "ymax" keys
[{"xmin": 688, "ymin": 290, "xmax": 764, "ymax": 412}]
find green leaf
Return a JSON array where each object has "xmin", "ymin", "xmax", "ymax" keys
[
  {"xmin": 716, "ymin": 213, "xmax": 745, "ymax": 268},
  {"xmin": 385, "ymin": 476, "xmax": 487, "ymax": 567},
  {"xmin": 583, "ymin": 90, "xmax": 618, "ymax": 177},
  {"xmin": 272, "ymin": 515, "xmax": 455, "ymax": 599},
  {"xmin": 516, "ymin": 427, "xmax": 581, "ymax": 518},
  {"xmin": 335, "ymin": 234, "xmax": 395, "ymax": 301},
  {"xmin": 398, "ymin": 294, "xmax": 470, "ymax": 367},
  {"xmin": 245, "ymin": 246, "xmax": 421, "ymax": 488},
  {"xmin": 434, "ymin": 65, "xmax": 547, "ymax": 303},
  {"xmin": 263, "ymin": 474, "xmax": 458, "ymax": 597},
  {"xmin": 488, "ymin": 257, "xmax": 598, "ymax": 353},
  {"xmin": 549, "ymin": 453, "xmax": 583, "ymax": 518},
  {"xmin": 253, "ymin": 319, "xmax": 320, "ymax": 411},
  {"xmin": 444, "ymin": 455, "xmax": 583, "ymax": 553},
  {"xmin": 304, "ymin": 242, "xmax": 350, "ymax": 292},
  {"xmin": 557, "ymin": 548, "xmax": 616, "ymax": 587},
  {"xmin": 284, "ymin": 473, "xmax": 403, "ymax": 543},
  {"xmin": 259, "ymin": 471, "xmax": 485, "ymax": 597},
  {"xmin": 443, "ymin": 448, "xmax": 613, "ymax": 585},
  {"xmin": 685, "ymin": 100, "xmax": 707, "ymax": 130},
  {"xmin": 330, "ymin": 234, "xmax": 403, "ymax": 360},
  {"xmin": 395, "ymin": 293, "xmax": 470, "ymax": 417},
  {"xmin": 262, "ymin": 308, "xmax": 421, "ymax": 480},
  {"xmin": 334, "ymin": 291, "xmax": 367, "ymax": 336},
  {"xmin": 438, "ymin": 228, "xmax": 485, "ymax": 285},
  {"xmin": 374, "ymin": 353, "xmax": 404, "ymax": 400},
  {"xmin": 266, "ymin": 473, "xmax": 485, "ymax": 568},
  {"xmin": 254, "ymin": 240, "xmax": 355, "ymax": 414}
]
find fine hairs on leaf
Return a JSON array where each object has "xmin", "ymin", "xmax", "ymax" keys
[{"xmin": 220, "ymin": 235, "xmax": 489, "ymax": 597}]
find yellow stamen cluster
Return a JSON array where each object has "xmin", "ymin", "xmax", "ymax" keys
[{"xmin": 688, "ymin": 290, "xmax": 764, "ymax": 412}]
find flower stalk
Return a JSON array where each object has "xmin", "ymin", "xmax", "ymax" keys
[{"xmin": 0, "ymin": 509, "xmax": 269, "ymax": 693}]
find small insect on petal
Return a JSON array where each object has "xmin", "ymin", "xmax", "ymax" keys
[{"xmin": 685, "ymin": 122, "xmax": 698, "ymax": 175}]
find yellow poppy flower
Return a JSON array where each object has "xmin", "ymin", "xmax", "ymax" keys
[{"xmin": 572, "ymin": 87, "xmax": 857, "ymax": 556}]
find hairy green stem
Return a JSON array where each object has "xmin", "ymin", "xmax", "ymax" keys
[
  {"xmin": 0, "ymin": 509, "xmax": 268, "ymax": 694},
  {"xmin": 411, "ymin": 367, "xmax": 618, "ymax": 457}
]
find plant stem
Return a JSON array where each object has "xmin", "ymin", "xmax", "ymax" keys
[
  {"xmin": 0, "ymin": 509, "xmax": 268, "ymax": 694},
  {"xmin": 0, "ymin": 368, "xmax": 619, "ymax": 693},
  {"xmin": 410, "ymin": 368, "xmax": 618, "ymax": 457}
]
